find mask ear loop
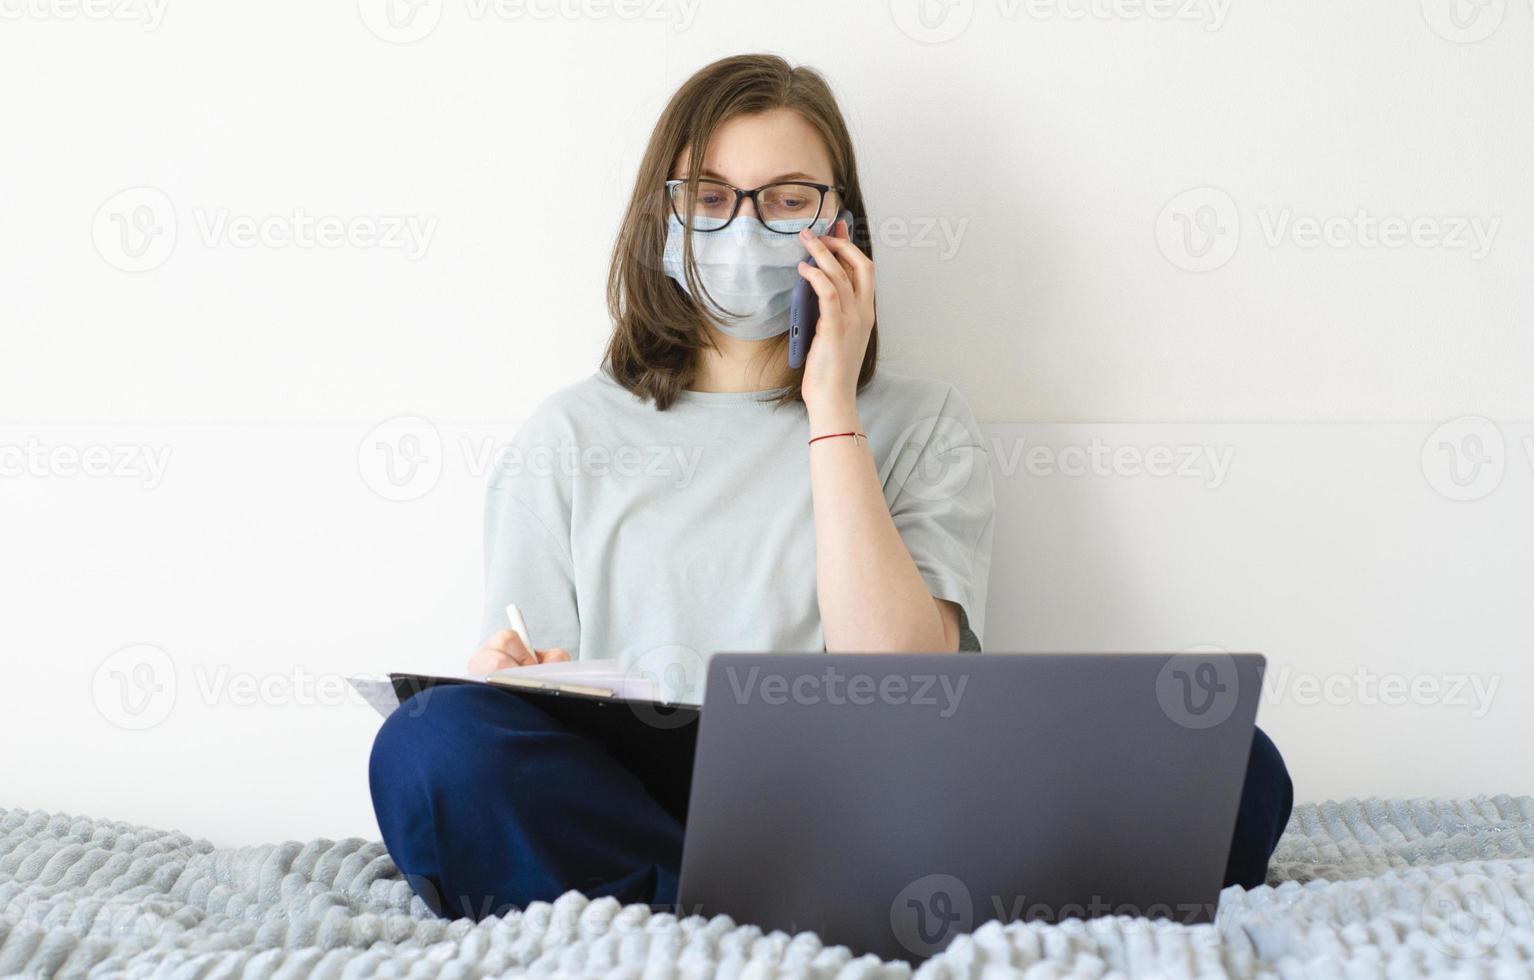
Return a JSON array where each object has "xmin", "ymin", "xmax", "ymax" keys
[{"xmin": 675, "ymin": 142, "xmax": 742, "ymax": 325}]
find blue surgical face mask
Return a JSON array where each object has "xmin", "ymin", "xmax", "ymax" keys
[{"xmin": 662, "ymin": 214, "xmax": 832, "ymax": 340}]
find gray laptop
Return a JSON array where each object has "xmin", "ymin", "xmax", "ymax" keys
[{"xmin": 676, "ymin": 652, "xmax": 1265, "ymax": 962}]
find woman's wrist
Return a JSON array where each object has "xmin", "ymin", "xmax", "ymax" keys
[{"xmin": 805, "ymin": 397, "xmax": 861, "ymax": 437}]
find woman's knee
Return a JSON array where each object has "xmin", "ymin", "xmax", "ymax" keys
[
  {"xmin": 1223, "ymin": 726, "xmax": 1294, "ymax": 889},
  {"xmin": 367, "ymin": 685, "xmax": 605, "ymax": 919},
  {"xmin": 369, "ymin": 684, "xmax": 562, "ymax": 796},
  {"xmin": 1247, "ymin": 727, "xmax": 1294, "ymax": 823}
]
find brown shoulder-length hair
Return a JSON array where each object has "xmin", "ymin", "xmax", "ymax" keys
[{"xmin": 604, "ymin": 54, "xmax": 876, "ymax": 411}]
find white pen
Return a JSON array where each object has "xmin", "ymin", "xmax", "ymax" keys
[{"xmin": 505, "ymin": 603, "xmax": 532, "ymax": 653}]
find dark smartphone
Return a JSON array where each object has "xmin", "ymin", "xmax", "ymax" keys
[{"xmin": 788, "ymin": 210, "xmax": 856, "ymax": 370}]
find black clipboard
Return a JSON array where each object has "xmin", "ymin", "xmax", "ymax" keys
[{"xmin": 388, "ymin": 672, "xmax": 701, "ymax": 743}]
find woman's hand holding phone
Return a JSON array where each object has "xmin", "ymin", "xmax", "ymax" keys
[
  {"xmin": 466, "ymin": 630, "xmax": 571, "ymax": 673},
  {"xmin": 796, "ymin": 218, "xmax": 875, "ymax": 422}
]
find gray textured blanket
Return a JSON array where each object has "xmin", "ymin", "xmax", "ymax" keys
[{"xmin": 2, "ymin": 796, "xmax": 1531, "ymax": 977}]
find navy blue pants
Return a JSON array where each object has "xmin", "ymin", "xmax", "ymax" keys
[{"xmin": 370, "ymin": 684, "xmax": 1293, "ymax": 921}]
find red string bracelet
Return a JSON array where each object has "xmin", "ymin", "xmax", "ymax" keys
[{"xmin": 808, "ymin": 431, "xmax": 866, "ymax": 447}]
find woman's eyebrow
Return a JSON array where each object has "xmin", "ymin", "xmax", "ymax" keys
[{"xmin": 691, "ymin": 169, "xmax": 826, "ymax": 184}]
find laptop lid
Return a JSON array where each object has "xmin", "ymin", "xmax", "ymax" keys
[{"xmin": 676, "ymin": 652, "xmax": 1265, "ymax": 962}]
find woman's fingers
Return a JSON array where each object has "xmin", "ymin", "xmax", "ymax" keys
[
  {"xmin": 501, "ymin": 633, "xmax": 538, "ymax": 666},
  {"xmin": 468, "ymin": 632, "xmax": 576, "ymax": 673},
  {"xmin": 469, "ymin": 629, "xmax": 538, "ymax": 672},
  {"xmin": 466, "ymin": 646, "xmax": 513, "ymax": 674},
  {"xmin": 799, "ymin": 229, "xmax": 854, "ymax": 304},
  {"xmin": 490, "ymin": 629, "xmax": 538, "ymax": 661},
  {"xmin": 796, "ymin": 262, "xmax": 845, "ymax": 318},
  {"xmin": 818, "ymin": 235, "xmax": 874, "ymax": 297},
  {"xmin": 466, "ymin": 646, "xmax": 568, "ymax": 674}
]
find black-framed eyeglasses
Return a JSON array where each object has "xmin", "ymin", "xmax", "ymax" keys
[{"xmin": 665, "ymin": 178, "xmax": 842, "ymax": 234}]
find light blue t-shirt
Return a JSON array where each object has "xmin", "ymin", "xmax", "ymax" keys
[{"xmin": 481, "ymin": 367, "xmax": 995, "ymax": 703}]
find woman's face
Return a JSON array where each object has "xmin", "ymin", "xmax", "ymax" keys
[{"xmin": 672, "ymin": 108, "xmax": 840, "ymax": 226}]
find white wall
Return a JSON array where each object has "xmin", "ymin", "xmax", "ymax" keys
[{"xmin": 2, "ymin": 1, "xmax": 1530, "ymax": 844}]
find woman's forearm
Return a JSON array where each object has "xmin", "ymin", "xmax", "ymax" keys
[
  {"xmin": 809, "ymin": 401, "xmax": 953, "ymax": 652},
  {"xmin": 792, "ymin": 225, "xmax": 956, "ymax": 652}
]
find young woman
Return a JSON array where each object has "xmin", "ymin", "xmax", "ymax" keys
[{"xmin": 369, "ymin": 54, "xmax": 1293, "ymax": 922}]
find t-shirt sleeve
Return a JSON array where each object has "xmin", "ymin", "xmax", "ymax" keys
[
  {"xmin": 884, "ymin": 385, "xmax": 996, "ymax": 650},
  {"xmin": 479, "ymin": 436, "xmax": 582, "ymax": 656}
]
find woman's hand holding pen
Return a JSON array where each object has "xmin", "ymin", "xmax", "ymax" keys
[{"xmin": 467, "ymin": 631, "xmax": 571, "ymax": 673}]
